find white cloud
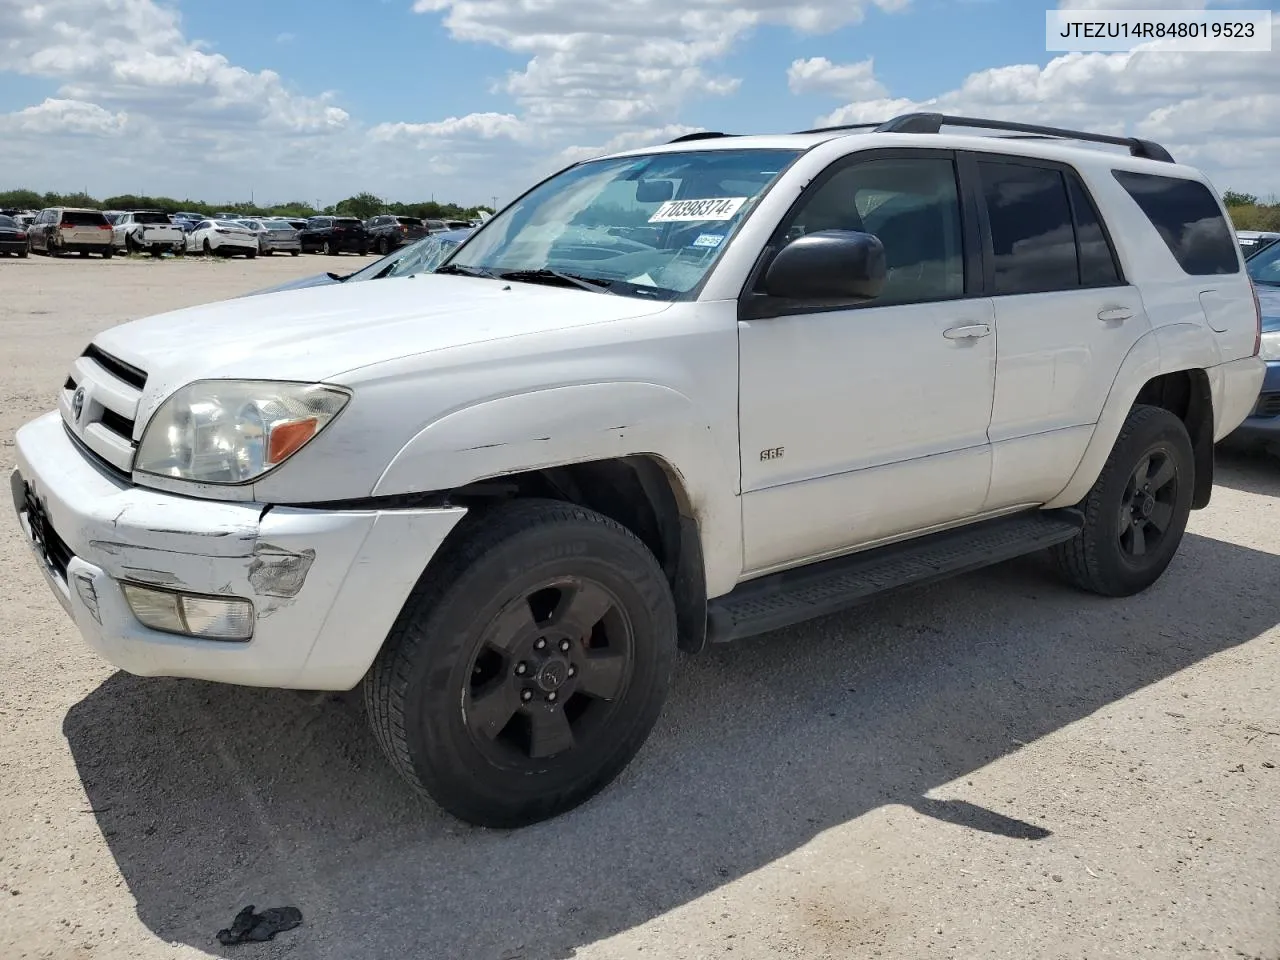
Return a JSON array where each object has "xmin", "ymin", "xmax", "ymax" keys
[
  {"xmin": 787, "ymin": 57, "xmax": 887, "ymax": 99},
  {"xmin": 412, "ymin": 0, "xmax": 910, "ymax": 134},
  {"xmin": 370, "ymin": 112, "xmax": 529, "ymax": 144},
  {"xmin": 808, "ymin": 25, "xmax": 1280, "ymax": 194},
  {"xmin": 0, "ymin": 98, "xmax": 128, "ymax": 136},
  {"xmin": 276, "ymin": 32, "xmax": 296, "ymax": 44}
]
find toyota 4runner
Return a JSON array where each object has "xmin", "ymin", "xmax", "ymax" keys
[{"xmin": 11, "ymin": 113, "xmax": 1265, "ymax": 828}]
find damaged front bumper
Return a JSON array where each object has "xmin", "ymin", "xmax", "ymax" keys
[{"xmin": 12, "ymin": 411, "xmax": 466, "ymax": 689}]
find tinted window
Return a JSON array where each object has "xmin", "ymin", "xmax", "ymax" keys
[
  {"xmin": 1112, "ymin": 170, "xmax": 1238, "ymax": 275},
  {"xmin": 1066, "ymin": 174, "xmax": 1120, "ymax": 286},
  {"xmin": 778, "ymin": 155, "xmax": 965, "ymax": 304},
  {"xmin": 134, "ymin": 211, "xmax": 170, "ymax": 224},
  {"xmin": 397, "ymin": 217, "xmax": 423, "ymax": 226},
  {"xmin": 61, "ymin": 210, "xmax": 109, "ymax": 226},
  {"xmin": 979, "ymin": 161, "xmax": 1077, "ymax": 295}
]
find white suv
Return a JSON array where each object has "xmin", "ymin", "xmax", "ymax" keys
[{"xmin": 11, "ymin": 113, "xmax": 1265, "ymax": 828}]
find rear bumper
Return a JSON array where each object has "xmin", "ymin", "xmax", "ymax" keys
[
  {"xmin": 1225, "ymin": 359, "xmax": 1280, "ymax": 442},
  {"xmin": 12, "ymin": 411, "xmax": 466, "ymax": 690},
  {"xmin": 263, "ymin": 237, "xmax": 302, "ymax": 251},
  {"xmin": 0, "ymin": 239, "xmax": 28, "ymax": 252}
]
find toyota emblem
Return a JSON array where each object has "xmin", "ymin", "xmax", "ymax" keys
[{"xmin": 72, "ymin": 386, "xmax": 85, "ymax": 422}]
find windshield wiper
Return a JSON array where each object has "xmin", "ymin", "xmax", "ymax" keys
[
  {"xmin": 436, "ymin": 263, "xmax": 499, "ymax": 279},
  {"xmin": 497, "ymin": 268, "xmax": 616, "ymax": 293}
]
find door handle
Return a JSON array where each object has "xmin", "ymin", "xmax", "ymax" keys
[
  {"xmin": 1098, "ymin": 307, "xmax": 1133, "ymax": 323},
  {"xmin": 943, "ymin": 323, "xmax": 992, "ymax": 340}
]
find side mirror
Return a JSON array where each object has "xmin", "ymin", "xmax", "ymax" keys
[
  {"xmin": 763, "ymin": 229, "xmax": 887, "ymax": 302},
  {"xmin": 636, "ymin": 179, "xmax": 675, "ymax": 203}
]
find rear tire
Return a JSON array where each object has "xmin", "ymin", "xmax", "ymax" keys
[
  {"xmin": 1052, "ymin": 404, "xmax": 1194, "ymax": 597},
  {"xmin": 378, "ymin": 237, "xmax": 390, "ymax": 255},
  {"xmin": 102, "ymin": 246, "xmax": 113, "ymax": 259},
  {"xmin": 203, "ymin": 239, "xmax": 213, "ymax": 257},
  {"xmin": 327, "ymin": 239, "xmax": 339, "ymax": 255},
  {"xmin": 290, "ymin": 250, "xmax": 299, "ymax": 257},
  {"xmin": 245, "ymin": 249, "xmax": 257, "ymax": 259},
  {"xmin": 18, "ymin": 245, "xmax": 28, "ymax": 259},
  {"xmin": 364, "ymin": 499, "xmax": 677, "ymax": 828}
]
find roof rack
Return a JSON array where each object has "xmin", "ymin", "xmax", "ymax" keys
[
  {"xmin": 667, "ymin": 131, "xmax": 734, "ymax": 143},
  {"xmin": 871, "ymin": 112, "xmax": 1175, "ymax": 163}
]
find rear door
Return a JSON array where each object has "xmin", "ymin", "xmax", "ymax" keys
[{"xmin": 965, "ymin": 154, "xmax": 1148, "ymax": 509}]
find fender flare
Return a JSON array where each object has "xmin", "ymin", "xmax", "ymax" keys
[
  {"xmin": 373, "ymin": 381, "xmax": 743, "ymax": 597},
  {"xmin": 1044, "ymin": 323, "xmax": 1216, "ymax": 510}
]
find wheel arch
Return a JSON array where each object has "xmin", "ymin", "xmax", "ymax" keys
[{"xmin": 1045, "ymin": 325, "xmax": 1216, "ymax": 510}]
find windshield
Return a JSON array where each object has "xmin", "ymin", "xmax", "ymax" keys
[
  {"xmin": 442, "ymin": 148, "xmax": 799, "ymax": 299},
  {"xmin": 345, "ymin": 230, "xmax": 471, "ymax": 282},
  {"xmin": 1248, "ymin": 241, "xmax": 1280, "ymax": 286}
]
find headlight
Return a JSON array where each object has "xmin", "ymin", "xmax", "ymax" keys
[
  {"xmin": 1260, "ymin": 330, "xmax": 1280, "ymax": 362},
  {"xmin": 135, "ymin": 380, "xmax": 350, "ymax": 484}
]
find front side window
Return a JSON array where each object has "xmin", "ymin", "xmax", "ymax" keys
[
  {"xmin": 1112, "ymin": 170, "xmax": 1239, "ymax": 275},
  {"xmin": 446, "ymin": 148, "xmax": 801, "ymax": 299},
  {"xmin": 979, "ymin": 161, "xmax": 1078, "ymax": 295},
  {"xmin": 768, "ymin": 155, "xmax": 965, "ymax": 305}
]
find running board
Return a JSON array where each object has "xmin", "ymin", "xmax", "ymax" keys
[{"xmin": 706, "ymin": 509, "xmax": 1084, "ymax": 643}]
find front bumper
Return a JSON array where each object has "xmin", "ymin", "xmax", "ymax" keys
[{"xmin": 12, "ymin": 411, "xmax": 466, "ymax": 689}]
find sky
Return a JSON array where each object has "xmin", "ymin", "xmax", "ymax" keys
[{"xmin": 0, "ymin": 0, "xmax": 1277, "ymax": 208}]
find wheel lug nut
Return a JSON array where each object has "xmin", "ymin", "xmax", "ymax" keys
[
  {"xmin": 515, "ymin": 662, "xmax": 527, "ymax": 676},
  {"xmin": 559, "ymin": 639, "xmax": 570, "ymax": 652},
  {"xmin": 534, "ymin": 638, "xmax": 546, "ymax": 651},
  {"xmin": 568, "ymin": 665, "xmax": 576, "ymax": 677},
  {"xmin": 546, "ymin": 692, "xmax": 557, "ymax": 703},
  {"xmin": 520, "ymin": 690, "xmax": 532, "ymax": 702}
]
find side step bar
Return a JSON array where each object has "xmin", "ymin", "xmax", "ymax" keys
[{"xmin": 706, "ymin": 509, "xmax": 1084, "ymax": 643}]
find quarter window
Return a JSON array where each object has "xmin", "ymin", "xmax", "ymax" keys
[
  {"xmin": 1067, "ymin": 174, "xmax": 1121, "ymax": 286},
  {"xmin": 1112, "ymin": 170, "xmax": 1239, "ymax": 275},
  {"xmin": 774, "ymin": 155, "xmax": 965, "ymax": 304},
  {"xmin": 978, "ymin": 161, "xmax": 1078, "ymax": 295}
]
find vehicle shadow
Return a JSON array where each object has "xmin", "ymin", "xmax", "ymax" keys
[
  {"xmin": 63, "ymin": 531, "xmax": 1280, "ymax": 959},
  {"xmin": 1214, "ymin": 444, "xmax": 1280, "ymax": 497}
]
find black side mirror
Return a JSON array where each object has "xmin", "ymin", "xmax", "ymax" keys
[
  {"xmin": 763, "ymin": 229, "xmax": 887, "ymax": 302},
  {"xmin": 636, "ymin": 180, "xmax": 675, "ymax": 203}
]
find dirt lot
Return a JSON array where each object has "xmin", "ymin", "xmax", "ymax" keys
[{"xmin": 1, "ymin": 253, "xmax": 1278, "ymax": 960}]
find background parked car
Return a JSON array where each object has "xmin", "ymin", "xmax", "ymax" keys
[
  {"xmin": 243, "ymin": 226, "xmax": 473, "ymax": 296},
  {"xmin": 172, "ymin": 212, "xmax": 204, "ymax": 233},
  {"xmin": 234, "ymin": 218, "xmax": 302, "ymax": 256},
  {"xmin": 0, "ymin": 214, "xmax": 30, "ymax": 257},
  {"xmin": 111, "ymin": 210, "xmax": 185, "ymax": 255},
  {"xmin": 365, "ymin": 215, "xmax": 429, "ymax": 255},
  {"xmin": 184, "ymin": 219, "xmax": 259, "ymax": 258},
  {"xmin": 28, "ymin": 207, "xmax": 114, "ymax": 258},
  {"xmin": 300, "ymin": 215, "xmax": 368, "ymax": 255},
  {"xmin": 1238, "ymin": 230, "xmax": 1280, "ymax": 257},
  {"xmin": 1225, "ymin": 241, "xmax": 1280, "ymax": 450}
]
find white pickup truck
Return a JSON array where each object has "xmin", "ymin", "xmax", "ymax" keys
[
  {"xmin": 12, "ymin": 113, "xmax": 1265, "ymax": 828},
  {"xmin": 111, "ymin": 210, "xmax": 186, "ymax": 255}
]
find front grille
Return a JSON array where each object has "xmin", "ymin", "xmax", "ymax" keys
[
  {"xmin": 61, "ymin": 345, "xmax": 149, "ymax": 476},
  {"xmin": 1254, "ymin": 393, "xmax": 1280, "ymax": 419}
]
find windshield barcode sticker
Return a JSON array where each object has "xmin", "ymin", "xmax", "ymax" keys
[{"xmin": 649, "ymin": 197, "xmax": 747, "ymax": 222}]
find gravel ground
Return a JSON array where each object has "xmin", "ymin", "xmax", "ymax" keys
[{"xmin": 1, "ymin": 253, "xmax": 1278, "ymax": 960}]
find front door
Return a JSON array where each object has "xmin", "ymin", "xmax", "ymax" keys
[{"xmin": 738, "ymin": 150, "xmax": 997, "ymax": 574}]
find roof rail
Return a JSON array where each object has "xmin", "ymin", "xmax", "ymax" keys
[
  {"xmin": 791, "ymin": 122, "xmax": 883, "ymax": 135},
  {"xmin": 667, "ymin": 131, "xmax": 734, "ymax": 143},
  {"xmin": 872, "ymin": 112, "xmax": 1175, "ymax": 163}
]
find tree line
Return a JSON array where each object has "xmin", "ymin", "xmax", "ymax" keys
[
  {"xmin": 0, "ymin": 188, "xmax": 492, "ymax": 222},
  {"xmin": 1223, "ymin": 191, "xmax": 1280, "ymax": 232}
]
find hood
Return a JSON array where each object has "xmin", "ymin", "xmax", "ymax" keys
[
  {"xmin": 241, "ymin": 272, "xmax": 343, "ymax": 297},
  {"xmin": 1254, "ymin": 282, "xmax": 1280, "ymax": 333},
  {"xmin": 91, "ymin": 273, "xmax": 672, "ymax": 397}
]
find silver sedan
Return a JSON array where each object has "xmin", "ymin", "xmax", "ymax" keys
[{"xmin": 236, "ymin": 218, "xmax": 302, "ymax": 256}]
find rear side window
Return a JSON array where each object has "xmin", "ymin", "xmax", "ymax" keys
[
  {"xmin": 61, "ymin": 210, "xmax": 108, "ymax": 226},
  {"xmin": 978, "ymin": 161, "xmax": 1077, "ymax": 295},
  {"xmin": 1066, "ymin": 174, "xmax": 1121, "ymax": 286},
  {"xmin": 1112, "ymin": 170, "xmax": 1238, "ymax": 275}
]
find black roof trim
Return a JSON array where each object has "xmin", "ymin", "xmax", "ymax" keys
[
  {"xmin": 872, "ymin": 112, "xmax": 1175, "ymax": 163},
  {"xmin": 666, "ymin": 131, "xmax": 735, "ymax": 143}
]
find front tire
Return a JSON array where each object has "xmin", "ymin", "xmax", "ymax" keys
[
  {"xmin": 245, "ymin": 249, "xmax": 256, "ymax": 259},
  {"xmin": 364, "ymin": 499, "xmax": 677, "ymax": 828},
  {"xmin": 1052, "ymin": 404, "xmax": 1194, "ymax": 597}
]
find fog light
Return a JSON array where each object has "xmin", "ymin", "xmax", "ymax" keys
[{"xmin": 121, "ymin": 583, "xmax": 254, "ymax": 641}]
